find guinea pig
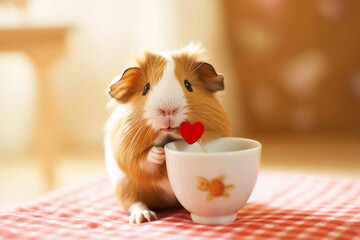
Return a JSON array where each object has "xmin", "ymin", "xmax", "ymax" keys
[{"xmin": 104, "ymin": 43, "xmax": 231, "ymax": 224}]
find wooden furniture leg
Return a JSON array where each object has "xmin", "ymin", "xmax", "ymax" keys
[{"xmin": 30, "ymin": 52, "xmax": 60, "ymax": 192}]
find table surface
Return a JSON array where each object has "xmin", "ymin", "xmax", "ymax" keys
[
  {"xmin": 0, "ymin": 25, "xmax": 71, "ymax": 50},
  {"xmin": 0, "ymin": 171, "xmax": 359, "ymax": 240}
]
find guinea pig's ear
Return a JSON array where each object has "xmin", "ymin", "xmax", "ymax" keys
[
  {"xmin": 195, "ymin": 62, "xmax": 224, "ymax": 92},
  {"xmin": 108, "ymin": 67, "xmax": 140, "ymax": 102}
]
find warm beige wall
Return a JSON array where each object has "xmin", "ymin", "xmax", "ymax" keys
[
  {"xmin": 0, "ymin": 53, "xmax": 36, "ymax": 153},
  {"xmin": 0, "ymin": 0, "xmax": 239, "ymax": 154}
]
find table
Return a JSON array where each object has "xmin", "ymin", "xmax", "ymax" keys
[{"xmin": 0, "ymin": 171, "xmax": 359, "ymax": 239}]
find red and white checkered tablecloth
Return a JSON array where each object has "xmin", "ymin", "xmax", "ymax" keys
[{"xmin": 0, "ymin": 171, "xmax": 359, "ymax": 240}]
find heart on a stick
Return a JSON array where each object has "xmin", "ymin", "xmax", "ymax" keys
[{"xmin": 180, "ymin": 121, "xmax": 204, "ymax": 144}]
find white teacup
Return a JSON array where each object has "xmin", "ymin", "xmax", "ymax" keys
[{"xmin": 165, "ymin": 137, "xmax": 261, "ymax": 225}]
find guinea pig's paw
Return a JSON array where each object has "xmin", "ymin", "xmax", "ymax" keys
[
  {"xmin": 148, "ymin": 146, "xmax": 165, "ymax": 164},
  {"xmin": 129, "ymin": 210, "xmax": 158, "ymax": 224}
]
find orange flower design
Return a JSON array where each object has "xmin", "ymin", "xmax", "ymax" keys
[{"xmin": 196, "ymin": 174, "xmax": 235, "ymax": 201}]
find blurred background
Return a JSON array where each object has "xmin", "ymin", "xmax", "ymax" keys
[{"xmin": 0, "ymin": 0, "xmax": 359, "ymax": 210}]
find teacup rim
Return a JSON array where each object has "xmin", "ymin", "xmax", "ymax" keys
[{"xmin": 164, "ymin": 137, "xmax": 262, "ymax": 156}]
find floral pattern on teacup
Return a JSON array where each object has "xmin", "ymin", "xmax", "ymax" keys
[{"xmin": 196, "ymin": 174, "xmax": 235, "ymax": 201}]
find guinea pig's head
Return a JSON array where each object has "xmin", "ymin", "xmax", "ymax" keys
[{"xmin": 108, "ymin": 44, "xmax": 228, "ymax": 141}]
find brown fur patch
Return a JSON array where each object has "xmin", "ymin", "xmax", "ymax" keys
[
  {"xmin": 116, "ymin": 178, "xmax": 180, "ymax": 210},
  {"xmin": 136, "ymin": 52, "xmax": 167, "ymax": 88},
  {"xmin": 108, "ymin": 67, "xmax": 140, "ymax": 102},
  {"xmin": 173, "ymin": 53, "xmax": 231, "ymax": 141},
  {"xmin": 109, "ymin": 52, "xmax": 167, "ymax": 103}
]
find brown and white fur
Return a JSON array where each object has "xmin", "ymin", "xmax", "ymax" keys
[{"xmin": 104, "ymin": 43, "xmax": 231, "ymax": 224}]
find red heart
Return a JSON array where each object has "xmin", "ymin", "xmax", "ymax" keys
[{"xmin": 180, "ymin": 121, "xmax": 205, "ymax": 144}]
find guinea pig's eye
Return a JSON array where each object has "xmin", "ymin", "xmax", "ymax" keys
[
  {"xmin": 184, "ymin": 79, "xmax": 193, "ymax": 92},
  {"xmin": 143, "ymin": 83, "xmax": 150, "ymax": 96}
]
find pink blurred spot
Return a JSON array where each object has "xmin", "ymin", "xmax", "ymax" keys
[
  {"xmin": 282, "ymin": 50, "xmax": 327, "ymax": 99},
  {"xmin": 318, "ymin": 0, "xmax": 346, "ymax": 20},
  {"xmin": 258, "ymin": 0, "xmax": 287, "ymax": 12},
  {"xmin": 235, "ymin": 21, "xmax": 278, "ymax": 53},
  {"xmin": 348, "ymin": 73, "xmax": 360, "ymax": 100}
]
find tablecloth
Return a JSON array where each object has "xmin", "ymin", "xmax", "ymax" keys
[{"xmin": 1, "ymin": 171, "xmax": 359, "ymax": 240}]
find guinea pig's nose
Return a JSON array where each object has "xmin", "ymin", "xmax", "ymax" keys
[{"xmin": 159, "ymin": 107, "xmax": 179, "ymax": 116}]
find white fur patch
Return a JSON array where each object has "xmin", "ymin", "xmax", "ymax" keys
[
  {"xmin": 179, "ymin": 42, "xmax": 205, "ymax": 57},
  {"xmin": 143, "ymin": 57, "xmax": 187, "ymax": 131},
  {"xmin": 104, "ymin": 134, "xmax": 125, "ymax": 189},
  {"xmin": 128, "ymin": 202, "xmax": 157, "ymax": 224},
  {"xmin": 105, "ymin": 103, "xmax": 134, "ymax": 132},
  {"xmin": 159, "ymin": 42, "xmax": 204, "ymax": 59},
  {"xmin": 104, "ymin": 104, "xmax": 134, "ymax": 188}
]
